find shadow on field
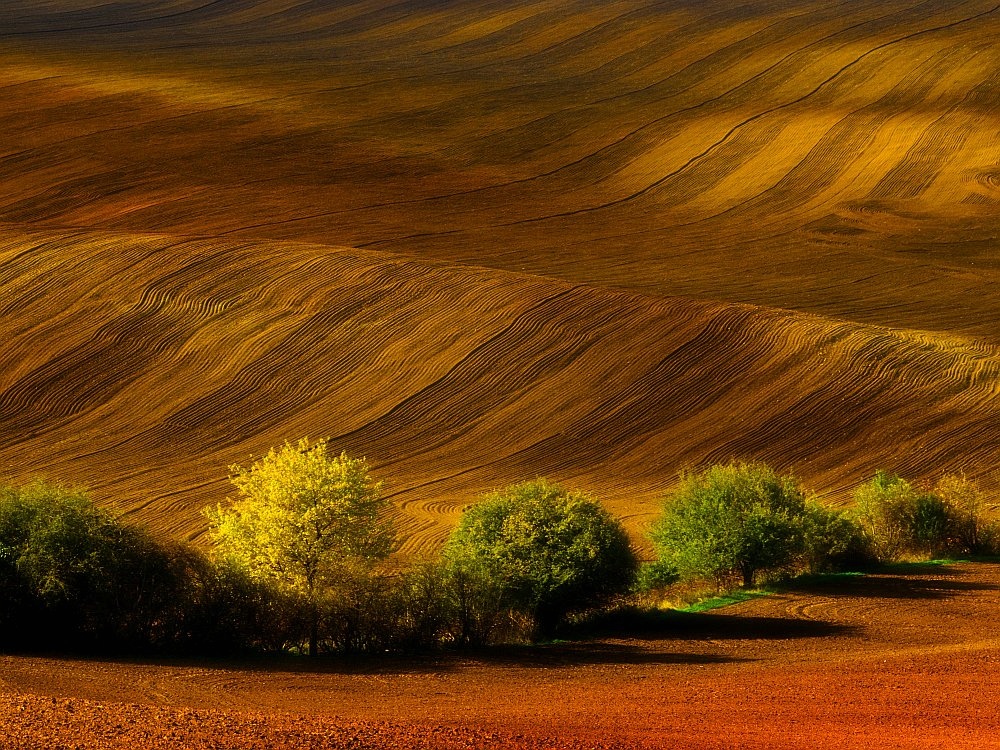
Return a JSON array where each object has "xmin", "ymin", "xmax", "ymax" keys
[
  {"xmin": 564, "ymin": 607, "xmax": 859, "ymax": 643},
  {"xmin": 460, "ymin": 642, "xmax": 743, "ymax": 668},
  {"xmin": 11, "ymin": 644, "xmax": 742, "ymax": 678},
  {"xmin": 781, "ymin": 566, "xmax": 1000, "ymax": 601}
]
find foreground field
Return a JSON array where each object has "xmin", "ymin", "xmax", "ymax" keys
[{"xmin": 3, "ymin": 561, "xmax": 1000, "ymax": 748}]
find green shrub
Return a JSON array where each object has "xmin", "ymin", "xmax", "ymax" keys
[
  {"xmin": 853, "ymin": 471, "xmax": 973, "ymax": 561},
  {"xmin": 633, "ymin": 559, "xmax": 680, "ymax": 593},
  {"xmin": 164, "ymin": 554, "xmax": 296, "ymax": 654},
  {"xmin": 438, "ymin": 557, "xmax": 521, "ymax": 646},
  {"xmin": 852, "ymin": 471, "xmax": 919, "ymax": 561},
  {"xmin": 392, "ymin": 563, "xmax": 460, "ymax": 650},
  {"xmin": 799, "ymin": 501, "xmax": 867, "ymax": 572},
  {"xmin": 0, "ymin": 481, "xmax": 187, "ymax": 650},
  {"xmin": 651, "ymin": 462, "xmax": 806, "ymax": 588},
  {"xmin": 933, "ymin": 473, "xmax": 996, "ymax": 554},
  {"xmin": 910, "ymin": 493, "xmax": 952, "ymax": 556},
  {"xmin": 443, "ymin": 479, "xmax": 637, "ymax": 640}
]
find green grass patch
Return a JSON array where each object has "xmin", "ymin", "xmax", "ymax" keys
[
  {"xmin": 904, "ymin": 558, "xmax": 965, "ymax": 566},
  {"xmin": 677, "ymin": 590, "xmax": 771, "ymax": 613}
]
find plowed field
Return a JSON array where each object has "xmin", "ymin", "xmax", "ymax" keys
[
  {"xmin": 4, "ymin": 562, "xmax": 1000, "ymax": 748},
  {"xmin": 2, "ymin": 0, "xmax": 1000, "ymax": 543}
]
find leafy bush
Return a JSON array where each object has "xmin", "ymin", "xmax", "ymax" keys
[
  {"xmin": 633, "ymin": 559, "xmax": 680, "ymax": 594},
  {"xmin": 852, "ymin": 471, "xmax": 974, "ymax": 560},
  {"xmin": 799, "ymin": 501, "xmax": 867, "ymax": 572},
  {"xmin": 651, "ymin": 462, "xmax": 806, "ymax": 588},
  {"xmin": 443, "ymin": 479, "xmax": 637, "ymax": 640},
  {"xmin": 392, "ymin": 563, "xmax": 461, "ymax": 650},
  {"xmin": 437, "ymin": 557, "xmax": 521, "ymax": 646},
  {"xmin": 164, "ymin": 554, "xmax": 298, "ymax": 654},
  {"xmin": 0, "ymin": 481, "xmax": 186, "ymax": 650},
  {"xmin": 933, "ymin": 473, "xmax": 996, "ymax": 554},
  {"xmin": 852, "ymin": 471, "xmax": 920, "ymax": 562},
  {"xmin": 909, "ymin": 493, "xmax": 952, "ymax": 556}
]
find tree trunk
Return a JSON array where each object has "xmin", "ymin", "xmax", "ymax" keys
[{"xmin": 742, "ymin": 566, "xmax": 755, "ymax": 589}]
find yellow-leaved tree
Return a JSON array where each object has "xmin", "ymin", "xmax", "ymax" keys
[{"xmin": 206, "ymin": 438, "xmax": 394, "ymax": 655}]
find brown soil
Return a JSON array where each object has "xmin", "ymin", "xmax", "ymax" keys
[{"xmin": 4, "ymin": 561, "xmax": 1000, "ymax": 748}]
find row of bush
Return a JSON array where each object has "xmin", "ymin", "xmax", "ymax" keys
[
  {"xmin": 645, "ymin": 464, "xmax": 996, "ymax": 596},
  {"xmin": 0, "ymin": 443, "xmax": 994, "ymax": 655},
  {"xmin": 0, "ymin": 443, "xmax": 635, "ymax": 654}
]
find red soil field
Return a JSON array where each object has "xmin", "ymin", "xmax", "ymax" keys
[{"xmin": 4, "ymin": 561, "xmax": 1000, "ymax": 748}]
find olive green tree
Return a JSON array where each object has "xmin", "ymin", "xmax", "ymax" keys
[
  {"xmin": 851, "ymin": 471, "xmax": 950, "ymax": 561},
  {"xmin": 0, "ymin": 480, "xmax": 183, "ymax": 649},
  {"xmin": 852, "ymin": 471, "xmax": 914, "ymax": 561},
  {"xmin": 651, "ymin": 462, "xmax": 806, "ymax": 588},
  {"xmin": 207, "ymin": 438, "xmax": 394, "ymax": 655},
  {"xmin": 443, "ymin": 479, "xmax": 637, "ymax": 640},
  {"xmin": 799, "ymin": 501, "xmax": 864, "ymax": 573}
]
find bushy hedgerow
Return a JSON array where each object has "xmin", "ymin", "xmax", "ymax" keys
[
  {"xmin": 853, "ymin": 471, "xmax": 998, "ymax": 561},
  {"xmin": 933, "ymin": 473, "xmax": 996, "ymax": 554},
  {"xmin": 2, "ymin": 463, "xmax": 996, "ymax": 657},
  {"xmin": 0, "ymin": 481, "xmax": 184, "ymax": 650},
  {"xmin": 1, "ymin": 471, "xmax": 639, "ymax": 654},
  {"xmin": 646, "ymin": 464, "xmax": 998, "ymax": 597},
  {"xmin": 0, "ymin": 481, "xmax": 296, "ymax": 654}
]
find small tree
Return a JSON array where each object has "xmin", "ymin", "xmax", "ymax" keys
[
  {"xmin": 207, "ymin": 438, "xmax": 394, "ymax": 655},
  {"xmin": 651, "ymin": 462, "xmax": 805, "ymax": 588},
  {"xmin": 443, "ymin": 479, "xmax": 637, "ymax": 640}
]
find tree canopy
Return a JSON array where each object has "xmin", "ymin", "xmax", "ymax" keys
[
  {"xmin": 443, "ymin": 479, "xmax": 637, "ymax": 639},
  {"xmin": 0, "ymin": 480, "xmax": 185, "ymax": 649},
  {"xmin": 207, "ymin": 438, "xmax": 394, "ymax": 654},
  {"xmin": 651, "ymin": 462, "xmax": 806, "ymax": 588}
]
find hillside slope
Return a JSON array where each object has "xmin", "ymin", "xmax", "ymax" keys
[
  {"xmin": 1, "ymin": 0, "xmax": 999, "ymax": 546},
  {"xmin": 2, "ymin": 0, "xmax": 1000, "ymax": 334},
  {"xmin": 2, "ymin": 228, "xmax": 998, "ymax": 549}
]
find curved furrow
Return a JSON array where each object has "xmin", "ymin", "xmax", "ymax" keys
[
  {"xmin": 331, "ymin": 287, "xmax": 601, "ymax": 452},
  {"xmin": 4, "ymin": 0, "xmax": 1000, "ymax": 548},
  {"xmin": 433, "ymin": 0, "xmax": 904, "ymax": 196},
  {"xmin": 672, "ymin": 47, "xmax": 987, "ymax": 218},
  {"xmin": 596, "ymin": 17, "xmax": 986, "ymax": 221},
  {"xmin": 0, "ymin": 232, "xmax": 996, "ymax": 543},
  {"xmin": 432, "ymin": 0, "xmax": 995, "ymax": 230}
]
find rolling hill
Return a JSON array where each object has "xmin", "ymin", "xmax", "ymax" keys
[{"xmin": 1, "ymin": 0, "xmax": 999, "ymax": 550}]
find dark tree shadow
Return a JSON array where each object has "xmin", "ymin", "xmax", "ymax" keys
[
  {"xmin": 454, "ymin": 642, "xmax": 743, "ymax": 668},
  {"xmin": 12, "ymin": 642, "xmax": 742, "ymax": 677},
  {"xmin": 779, "ymin": 566, "xmax": 1000, "ymax": 601},
  {"xmin": 564, "ymin": 607, "xmax": 860, "ymax": 643}
]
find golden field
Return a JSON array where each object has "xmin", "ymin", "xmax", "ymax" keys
[{"xmin": 2, "ymin": 0, "xmax": 1000, "ymax": 552}]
